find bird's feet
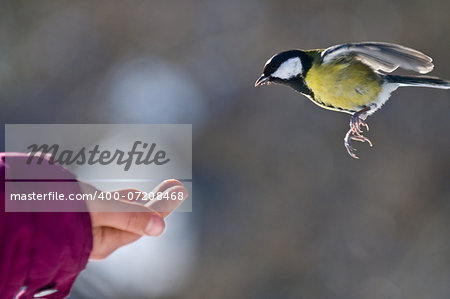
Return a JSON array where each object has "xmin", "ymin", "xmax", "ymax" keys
[{"xmin": 344, "ymin": 109, "xmax": 373, "ymax": 159}]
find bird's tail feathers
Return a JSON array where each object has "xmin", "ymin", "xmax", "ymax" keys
[{"xmin": 384, "ymin": 74, "xmax": 450, "ymax": 89}]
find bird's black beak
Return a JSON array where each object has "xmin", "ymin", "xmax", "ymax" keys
[{"xmin": 254, "ymin": 75, "xmax": 270, "ymax": 87}]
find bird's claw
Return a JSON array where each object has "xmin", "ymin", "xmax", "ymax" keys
[
  {"xmin": 344, "ymin": 131, "xmax": 359, "ymax": 159},
  {"xmin": 350, "ymin": 116, "xmax": 370, "ymax": 134},
  {"xmin": 344, "ymin": 114, "xmax": 372, "ymax": 159}
]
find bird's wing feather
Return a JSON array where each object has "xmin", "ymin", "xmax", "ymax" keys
[{"xmin": 321, "ymin": 42, "xmax": 434, "ymax": 74}]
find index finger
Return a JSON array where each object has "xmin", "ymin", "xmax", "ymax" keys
[{"xmin": 145, "ymin": 184, "xmax": 189, "ymax": 218}]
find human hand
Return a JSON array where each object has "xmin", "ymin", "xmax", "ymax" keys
[{"xmin": 79, "ymin": 179, "xmax": 188, "ymax": 260}]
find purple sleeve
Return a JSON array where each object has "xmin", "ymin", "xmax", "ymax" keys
[{"xmin": 0, "ymin": 153, "xmax": 93, "ymax": 299}]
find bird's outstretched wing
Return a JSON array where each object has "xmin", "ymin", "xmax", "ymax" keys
[{"xmin": 321, "ymin": 42, "xmax": 434, "ymax": 74}]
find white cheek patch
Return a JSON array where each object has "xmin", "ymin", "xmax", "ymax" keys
[{"xmin": 272, "ymin": 57, "xmax": 303, "ymax": 79}]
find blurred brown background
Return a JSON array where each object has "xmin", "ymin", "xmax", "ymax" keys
[{"xmin": 1, "ymin": 0, "xmax": 449, "ymax": 298}]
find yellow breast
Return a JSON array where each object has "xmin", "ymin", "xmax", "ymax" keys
[{"xmin": 304, "ymin": 59, "xmax": 383, "ymax": 112}]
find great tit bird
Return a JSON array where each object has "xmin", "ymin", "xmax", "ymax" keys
[{"xmin": 255, "ymin": 42, "xmax": 450, "ymax": 158}]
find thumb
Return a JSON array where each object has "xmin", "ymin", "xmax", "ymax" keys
[{"xmin": 91, "ymin": 211, "xmax": 166, "ymax": 237}]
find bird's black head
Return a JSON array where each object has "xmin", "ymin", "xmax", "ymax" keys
[{"xmin": 255, "ymin": 50, "xmax": 312, "ymax": 93}]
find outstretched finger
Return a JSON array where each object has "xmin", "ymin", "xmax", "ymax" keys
[{"xmin": 146, "ymin": 185, "xmax": 189, "ymax": 218}]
